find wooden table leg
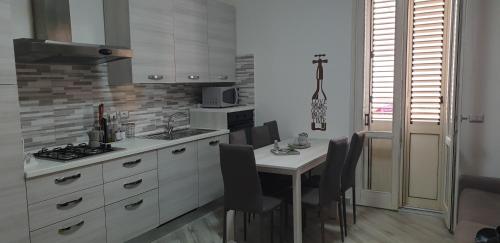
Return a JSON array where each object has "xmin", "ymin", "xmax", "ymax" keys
[{"xmin": 292, "ymin": 173, "xmax": 302, "ymax": 243}]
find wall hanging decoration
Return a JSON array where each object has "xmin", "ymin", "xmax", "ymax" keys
[{"xmin": 311, "ymin": 54, "xmax": 328, "ymax": 131}]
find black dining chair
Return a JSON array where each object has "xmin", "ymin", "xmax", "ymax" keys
[
  {"xmin": 251, "ymin": 125, "xmax": 292, "ymax": 197},
  {"xmin": 341, "ymin": 132, "xmax": 366, "ymax": 236},
  {"xmin": 301, "ymin": 137, "xmax": 348, "ymax": 243},
  {"xmin": 251, "ymin": 125, "xmax": 273, "ymax": 149},
  {"xmin": 264, "ymin": 120, "xmax": 281, "ymax": 142},
  {"xmin": 219, "ymin": 144, "xmax": 284, "ymax": 243},
  {"xmin": 229, "ymin": 129, "xmax": 248, "ymax": 145}
]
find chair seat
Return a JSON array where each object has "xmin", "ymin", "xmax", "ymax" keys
[{"xmin": 262, "ymin": 196, "xmax": 283, "ymax": 212}]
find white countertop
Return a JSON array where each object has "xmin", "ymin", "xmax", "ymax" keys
[
  {"xmin": 189, "ymin": 105, "xmax": 254, "ymax": 113},
  {"xmin": 24, "ymin": 129, "xmax": 229, "ymax": 179}
]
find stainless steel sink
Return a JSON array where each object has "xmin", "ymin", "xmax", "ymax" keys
[{"xmin": 141, "ymin": 129, "xmax": 216, "ymax": 140}]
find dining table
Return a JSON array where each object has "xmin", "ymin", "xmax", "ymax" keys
[{"xmin": 226, "ymin": 138, "xmax": 330, "ymax": 243}]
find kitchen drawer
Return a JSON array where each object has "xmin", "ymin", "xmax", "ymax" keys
[
  {"xmin": 104, "ymin": 169, "xmax": 158, "ymax": 205},
  {"xmin": 105, "ymin": 189, "xmax": 159, "ymax": 243},
  {"xmin": 30, "ymin": 208, "xmax": 106, "ymax": 243},
  {"xmin": 103, "ymin": 151, "xmax": 157, "ymax": 182},
  {"xmin": 26, "ymin": 164, "xmax": 103, "ymax": 204},
  {"xmin": 161, "ymin": 141, "xmax": 197, "ymax": 162},
  {"xmin": 28, "ymin": 185, "xmax": 104, "ymax": 231}
]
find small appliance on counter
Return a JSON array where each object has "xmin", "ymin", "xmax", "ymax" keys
[
  {"xmin": 202, "ymin": 86, "xmax": 240, "ymax": 108},
  {"xmin": 190, "ymin": 105, "xmax": 254, "ymax": 144}
]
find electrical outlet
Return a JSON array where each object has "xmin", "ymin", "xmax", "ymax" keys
[{"xmin": 120, "ymin": 111, "xmax": 129, "ymax": 119}]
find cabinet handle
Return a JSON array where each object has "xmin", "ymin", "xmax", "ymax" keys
[
  {"xmin": 123, "ymin": 179, "xmax": 143, "ymax": 189},
  {"xmin": 188, "ymin": 75, "xmax": 200, "ymax": 80},
  {"xmin": 172, "ymin": 148, "xmax": 186, "ymax": 154},
  {"xmin": 123, "ymin": 159, "xmax": 142, "ymax": 168},
  {"xmin": 57, "ymin": 197, "xmax": 83, "ymax": 209},
  {"xmin": 124, "ymin": 199, "xmax": 143, "ymax": 210},
  {"xmin": 148, "ymin": 75, "xmax": 164, "ymax": 81},
  {"xmin": 217, "ymin": 75, "xmax": 229, "ymax": 80},
  {"xmin": 58, "ymin": 220, "xmax": 85, "ymax": 235},
  {"xmin": 54, "ymin": 173, "xmax": 81, "ymax": 184},
  {"xmin": 209, "ymin": 140, "xmax": 220, "ymax": 146}
]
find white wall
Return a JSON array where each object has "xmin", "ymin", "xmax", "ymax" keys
[
  {"xmin": 235, "ymin": 0, "xmax": 354, "ymax": 140},
  {"xmin": 459, "ymin": 0, "xmax": 500, "ymax": 178}
]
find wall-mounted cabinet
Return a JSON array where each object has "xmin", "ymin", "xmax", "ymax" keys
[
  {"xmin": 104, "ymin": 0, "xmax": 175, "ymax": 84},
  {"xmin": 208, "ymin": 0, "xmax": 236, "ymax": 83},
  {"xmin": 104, "ymin": 0, "xmax": 235, "ymax": 84}
]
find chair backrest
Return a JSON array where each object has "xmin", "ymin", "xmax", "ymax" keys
[
  {"xmin": 229, "ymin": 130, "xmax": 248, "ymax": 145},
  {"xmin": 319, "ymin": 137, "xmax": 348, "ymax": 207},
  {"xmin": 219, "ymin": 143, "xmax": 263, "ymax": 212},
  {"xmin": 251, "ymin": 125, "xmax": 272, "ymax": 149},
  {"xmin": 264, "ymin": 120, "xmax": 281, "ymax": 142},
  {"xmin": 341, "ymin": 132, "xmax": 366, "ymax": 191}
]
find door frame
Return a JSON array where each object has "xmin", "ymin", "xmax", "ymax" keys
[{"xmin": 352, "ymin": 0, "xmax": 408, "ymax": 210}]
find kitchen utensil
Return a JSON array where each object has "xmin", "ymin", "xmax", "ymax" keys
[
  {"xmin": 298, "ymin": 132, "xmax": 309, "ymax": 145},
  {"xmin": 87, "ymin": 130, "xmax": 102, "ymax": 148},
  {"xmin": 271, "ymin": 148, "xmax": 300, "ymax": 156}
]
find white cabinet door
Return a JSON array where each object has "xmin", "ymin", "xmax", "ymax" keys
[
  {"xmin": 105, "ymin": 0, "xmax": 175, "ymax": 84},
  {"xmin": 158, "ymin": 142, "xmax": 198, "ymax": 223},
  {"xmin": 0, "ymin": 0, "xmax": 15, "ymax": 85},
  {"xmin": 208, "ymin": 0, "xmax": 236, "ymax": 83},
  {"xmin": 0, "ymin": 86, "xmax": 30, "ymax": 242},
  {"xmin": 129, "ymin": 0, "xmax": 175, "ymax": 83},
  {"xmin": 174, "ymin": 0, "xmax": 209, "ymax": 83},
  {"xmin": 197, "ymin": 135, "xmax": 228, "ymax": 206}
]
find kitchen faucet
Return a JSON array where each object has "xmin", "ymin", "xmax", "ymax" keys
[{"xmin": 165, "ymin": 111, "xmax": 188, "ymax": 138}]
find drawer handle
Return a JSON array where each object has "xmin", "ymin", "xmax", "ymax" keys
[
  {"xmin": 209, "ymin": 140, "xmax": 220, "ymax": 146},
  {"xmin": 124, "ymin": 199, "xmax": 143, "ymax": 210},
  {"xmin": 123, "ymin": 179, "xmax": 143, "ymax": 189},
  {"xmin": 172, "ymin": 148, "xmax": 186, "ymax": 154},
  {"xmin": 188, "ymin": 75, "xmax": 200, "ymax": 80},
  {"xmin": 123, "ymin": 159, "xmax": 142, "ymax": 168},
  {"xmin": 54, "ymin": 173, "xmax": 81, "ymax": 184},
  {"xmin": 148, "ymin": 74, "xmax": 164, "ymax": 81},
  {"xmin": 58, "ymin": 220, "xmax": 85, "ymax": 235},
  {"xmin": 217, "ymin": 75, "xmax": 229, "ymax": 80},
  {"xmin": 57, "ymin": 197, "xmax": 83, "ymax": 210}
]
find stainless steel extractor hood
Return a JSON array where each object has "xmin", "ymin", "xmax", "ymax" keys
[{"xmin": 13, "ymin": 0, "xmax": 132, "ymax": 65}]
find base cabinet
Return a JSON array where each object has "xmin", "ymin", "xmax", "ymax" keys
[
  {"xmin": 158, "ymin": 142, "xmax": 198, "ymax": 223},
  {"xmin": 197, "ymin": 135, "xmax": 228, "ymax": 206},
  {"xmin": 105, "ymin": 189, "xmax": 159, "ymax": 243},
  {"xmin": 30, "ymin": 208, "xmax": 106, "ymax": 243}
]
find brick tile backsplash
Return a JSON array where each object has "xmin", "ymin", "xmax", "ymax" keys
[{"xmin": 16, "ymin": 55, "xmax": 254, "ymax": 151}]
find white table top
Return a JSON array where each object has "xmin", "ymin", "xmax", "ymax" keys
[{"xmin": 254, "ymin": 138, "xmax": 330, "ymax": 175}]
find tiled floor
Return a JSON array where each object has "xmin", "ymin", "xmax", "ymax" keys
[{"xmin": 129, "ymin": 201, "xmax": 455, "ymax": 243}]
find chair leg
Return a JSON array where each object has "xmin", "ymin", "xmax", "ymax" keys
[
  {"xmin": 321, "ymin": 220, "xmax": 325, "ymax": 243},
  {"xmin": 338, "ymin": 202, "xmax": 344, "ymax": 242},
  {"xmin": 244, "ymin": 212, "xmax": 248, "ymax": 241},
  {"xmin": 270, "ymin": 211, "xmax": 274, "ymax": 243},
  {"xmin": 302, "ymin": 205, "xmax": 307, "ymax": 229},
  {"xmin": 223, "ymin": 209, "xmax": 227, "ymax": 243},
  {"xmin": 342, "ymin": 192, "xmax": 348, "ymax": 236},
  {"xmin": 280, "ymin": 204, "xmax": 285, "ymax": 243},
  {"xmin": 352, "ymin": 186, "xmax": 357, "ymax": 224}
]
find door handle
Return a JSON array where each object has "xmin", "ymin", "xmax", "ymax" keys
[
  {"xmin": 148, "ymin": 75, "xmax": 164, "ymax": 81},
  {"xmin": 123, "ymin": 159, "xmax": 142, "ymax": 168},
  {"xmin": 217, "ymin": 75, "xmax": 229, "ymax": 80},
  {"xmin": 123, "ymin": 179, "xmax": 143, "ymax": 189},
  {"xmin": 57, "ymin": 197, "xmax": 83, "ymax": 209},
  {"xmin": 58, "ymin": 220, "xmax": 85, "ymax": 235},
  {"xmin": 188, "ymin": 75, "xmax": 200, "ymax": 80},
  {"xmin": 209, "ymin": 140, "xmax": 220, "ymax": 146},
  {"xmin": 172, "ymin": 148, "xmax": 186, "ymax": 154},
  {"xmin": 54, "ymin": 173, "xmax": 81, "ymax": 184},
  {"xmin": 124, "ymin": 199, "xmax": 143, "ymax": 210}
]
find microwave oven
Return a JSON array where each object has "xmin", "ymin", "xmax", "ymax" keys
[{"xmin": 202, "ymin": 87, "xmax": 239, "ymax": 108}]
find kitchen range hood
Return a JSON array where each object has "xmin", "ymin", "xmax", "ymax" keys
[{"xmin": 14, "ymin": 0, "xmax": 132, "ymax": 65}]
